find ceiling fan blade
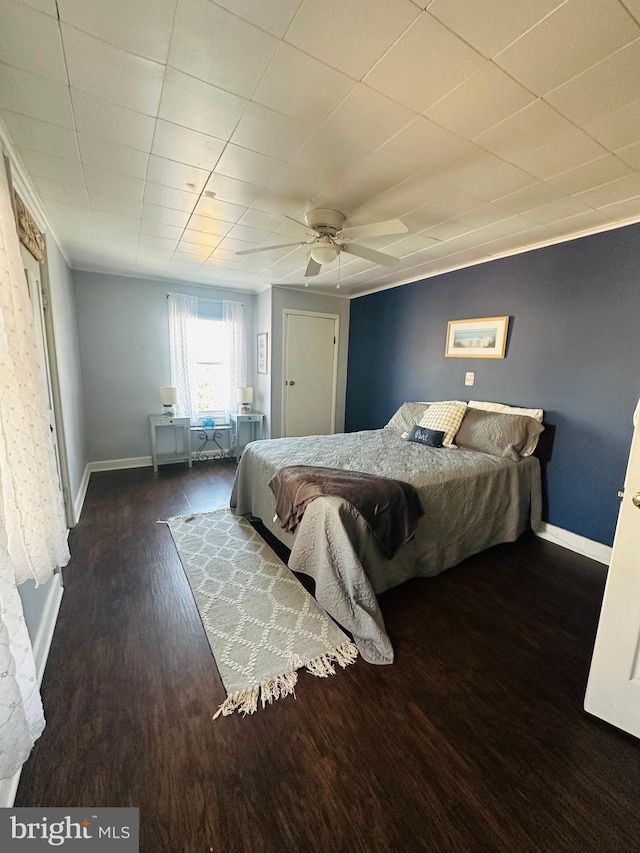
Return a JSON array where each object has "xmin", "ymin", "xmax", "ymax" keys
[
  {"xmin": 341, "ymin": 242, "xmax": 399, "ymax": 266},
  {"xmin": 281, "ymin": 214, "xmax": 315, "ymax": 234},
  {"xmin": 235, "ymin": 242, "xmax": 304, "ymax": 256},
  {"xmin": 304, "ymin": 257, "xmax": 322, "ymax": 277},
  {"xmin": 337, "ymin": 218, "xmax": 408, "ymax": 241}
]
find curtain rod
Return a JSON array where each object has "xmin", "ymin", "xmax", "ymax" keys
[{"xmin": 166, "ymin": 293, "xmax": 243, "ymax": 305}]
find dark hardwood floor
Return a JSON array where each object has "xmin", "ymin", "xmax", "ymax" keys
[{"xmin": 16, "ymin": 461, "xmax": 640, "ymax": 852}]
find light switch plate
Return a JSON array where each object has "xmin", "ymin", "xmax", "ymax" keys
[{"xmin": 465, "ymin": 371, "xmax": 475, "ymax": 386}]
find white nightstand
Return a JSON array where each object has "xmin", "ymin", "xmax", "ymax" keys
[
  {"xmin": 229, "ymin": 412, "xmax": 264, "ymax": 462},
  {"xmin": 149, "ymin": 415, "xmax": 192, "ymax": 472}
]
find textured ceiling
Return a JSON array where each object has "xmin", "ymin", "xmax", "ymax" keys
[{"xmin": 2, "ymin": 0, "xmax": 640, "ymax": 296}]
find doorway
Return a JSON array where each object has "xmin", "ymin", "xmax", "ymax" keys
[{"xmin": 283, "ymin": 310, "xmax": 339, "ymax": 437}]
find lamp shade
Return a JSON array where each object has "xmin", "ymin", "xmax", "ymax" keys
[
  {"xmin": 238, "ymin": 386, "xmax": 253, "ymax": 405},
  {"xmin": 309, "ymin": 237, "xmax": 339, "ymax": 265},
  {"xmin": 159, "ymin": 386, "xmax": 177, "ymax": 406}
]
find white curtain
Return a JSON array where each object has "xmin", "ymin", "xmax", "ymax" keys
[
  {"xmin": 0, "ymin": 157, "xmax": 70, "ymax": 780},
  {"xmin": 168, "ymin": 292, "xmax": 199, "ymax": 420},
  {"xmin": 223, "ymin": 300, "xmax": 247, "ymax": 413}
]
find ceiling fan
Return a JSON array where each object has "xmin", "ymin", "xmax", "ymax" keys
[{"xmin": 234, "ymin": 208, "xmax": 408, "ymax": 277}]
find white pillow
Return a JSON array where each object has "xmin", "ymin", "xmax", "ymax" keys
[
  {"xmin": 418, "ymin": 401, "xmax": 467, "ymax": 448},
  {"xmin": 467, "ymin": 400, "xmax": 543, "ymax": 456}
]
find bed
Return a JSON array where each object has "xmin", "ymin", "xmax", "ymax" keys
[{"xmin": 230, "ymin": 401, "xmax": 545, "ymax": 665}]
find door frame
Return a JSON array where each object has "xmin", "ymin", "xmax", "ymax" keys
[{"xmin": 282, "ymin": 308, "xmax": 340, "ymax": 438}]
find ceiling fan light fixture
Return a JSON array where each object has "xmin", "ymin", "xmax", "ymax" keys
[{"xmin": 309, "ymin": 238, "xmax": 339, "ymax": 265}]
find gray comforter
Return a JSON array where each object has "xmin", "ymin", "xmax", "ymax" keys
[{"xmin": 230, "ymin": 428, "xmax": 542, "ymax": 665}]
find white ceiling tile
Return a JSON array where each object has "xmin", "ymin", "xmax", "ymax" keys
[
  {"xmin": 508, "ymin": 130, "xmax": 608, "ymax": 179},
  {"xmin": 174, "ymin": 246, "xmax": 211, "ymax": 262},
  {"xmin": 339, "ymin": 153, "xmax": 416, "ymax": 199},
  {"xmin": 89, "ymin": 192, "xmax": 142, "ymax": 218},
  {"xmin": 574, "ymin": 173, "xmax": 640, "ymax": 208},
  {"xmin": 598, "ymin": 196, "xmax": 640, "ymax": 220},
  {"xmin": 615, "ymin": 140, "xmax": 640, "ymax": 171},
  {"xmin": 524, "ymin": 196, "xmax": 603, "ymax": 224},
  {"xmin": 542, "ymin": 209, "xmax": 613, "ymax": 237},
  {"xmin": 364, "ymin": 13, "xmax": 484, "ymax": 112},
  {"xmin": 385, "ymin": 233, "xmax": 440, "ymax": 257},
  {"xmin": 192, "ymin": 196, "xmax": 247, "ymax": 223},
  {"xmin": 14, "ymin": 0, "xmax": 58, "ymax": 14},
  {"xmin": 57, "ymin": 0, "xmax": 177, "ymax": 63},
  {"xmin": 291, "ymin": 130, "xmax": 371, "ymax": 178},
  {"xmin": 158, "ymin": 68, "xmax": 247, "ymax": 139},
  {"xmin": 143, "ymin": 183, "xmax": 199, "ymax": 211},
  {"xmin": 224, "ymin": 223, "xmax": 273, "ymax": 244},
  {"xmin": 622, "ymin": 0, "xmax": 640, "ymax": 21},
  {"xmin": 285, "ymin": 0, "xmax": 419, "ymax": 79},
  {"xmin": 140, "ymin": 220, "xmax": 185, "ymax": 240},
  {"xmin": 497, "ymin": 182, "xmax": 565, "ymax": 214},
  {"xmin": 236, "ymin": 208, "xmax": 282, "ymax": 231},
  {"xmin": 41, "ymin": 200, "xmax": 94, "ymax": 230},
  {"xmin": 546, "ymin": 154, "xmax": 632, "ymax": 194},
  {"xmin": 0, "ymin": 64, "xmax": 74, "ymax": 127},
  {"xmin": 17, "ymin": 148, "xmax": 84, "ymax": 184},
  {"xmin": 475, "ymin": 100, "xmax": 576, "ymax": 160},
  {"xmin": 78, "ymin": 134, "xmax": 149, "ymax": 180},
  {"xmin": 169, "ymin": 0, "xmax": 278, "ymax": 98},
  {"xmin": 425, "ymin": 62, "xmax": 536, "ymax": 138},
  {"xmin": 139, "ymin": 233, "xmax": 180, "ymax": 251},
  {"xmin": 71, "ymin": 90, "xmax": 156, "ymax": 152},
  {"xmin": 427, "ymin": 0, "xmax": 564, "ymax": 58},
  {"xmin": 429, "ymin": 147, "xmax": 536, "ymax": 201},
  {"xmin": 212, "ymin": 0, "xmax": 302, "ymax": 38},
  {"xmin": 184, "ymin": 215, "xmax": 233, "ymax": 237},
  {"xmin": 95, "ymin": 228, "xmax": 139, "ymax": 248},
  {"xmin": 265, "ymin": 162, "xmax": 327, "ymax": 202},
  {"xmin": 495, "ymin": 0, "xmax": 639, "ymax": 95},
  {"xmin": 62, "ymin": 24, "xmax": 165, "ymax": 116},
  {"xmin": 181, "ymin": 228, "xmax": 224, "ymax": 247},
  {"xmin": 252, "ymin": 43, "xmax": 356, "ymax": 125},
  {"xmin": 319, "ymin": 85, "xmax": 415, "ymax": 153},
  {"xmin": 401, "ymin": 189, "xmax": 486, "ymax": 231},
  {"xmin": 83, "ymin": 166, "xmax": 145, "ymax": 201},
  {"xmin": 166, "ymin": 259, "xmax": 203, "ymax": 273},
  {"xmin": 546, "ymin": 39, "xmax": 640, "ymax": 124},
  {"xmin": 33, "ymin": 177, "xmax": 90, "ymax": 207},
  {"xmin": 422, "ymin": 204, "xmax": 510, "ymax": 241},
  {"xmin": 375, "ymin": 117, "xmax": 467, "ymax": 173},
  {"xmin": 1, "ymin": 112, "xmax": 79, "ymax": 161},
  {"xmin": 203, "ymin": 173, "xmax": 262, "ymax": 207},
  {"xmin": 583, "ymin": 98, "xmax": 640, "ymax": 149},
  {"xmin": 146, "ymin": 154, "xmax": 210, "ymax": 194},
  {"xmin": 141, "ymin": 203, "xmax": 191, "ymax": 227},
  {"xmin": 151, "ymin": 120, "xmax": 226, "ymax": 170},
  {"xmin": 213, "ymin": 144, "xmax": 282, "ymax": 185},
  {"xmin": 0, "ymin": 1, "xmax": 67, "ymax": 82},
  {"xmin": 92, "ymin": 210, "xmax": 140, "ymax": 233},
  {"xmin": 230, "ymin": 102, "xmax": 313, "ymax": 161}
]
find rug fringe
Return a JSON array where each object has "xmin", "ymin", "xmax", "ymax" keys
[{"xmin": 212, "ymin": 641, "xmax": 358, "ymax": 720}]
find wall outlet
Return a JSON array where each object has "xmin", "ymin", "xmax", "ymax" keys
[{"xmin": 465, "ymin": 371, "xmax": 475, "ymax": 386}]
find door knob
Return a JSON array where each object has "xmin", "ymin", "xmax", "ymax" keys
[
  {"xmin": 289, "ymin": 380, "xmax": 295, "ymax": 386},
  {"xmin": 632, "ymin": 492, "xmax": 640, "ymax": 508}
]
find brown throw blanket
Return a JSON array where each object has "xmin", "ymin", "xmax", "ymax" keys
[{"xmin": 268, "ymin": 465, "xmax": 424, "ymax": 559}]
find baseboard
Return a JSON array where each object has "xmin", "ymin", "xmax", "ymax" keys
[
  {"xmin": 32, "ymin": 573, "xmax": 64, "ymax": 686},
  {"xmin": 88, "ymin": 456, "xmax": 152, "ymax": 473},
  {"xmin": 536, "ymin": 522, "xmax": 612, "ymax": 565},
  {"xmin": 73, "ymin": 463, "xmax": 90, "ymax": 524},
  {"xmin": 1, "ymin": 574, "xmax": 64, "ymax": 808}
]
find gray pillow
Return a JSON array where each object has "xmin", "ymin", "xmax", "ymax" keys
[
  {"xmin": 455, "ymin": 409, "xmax": 545, "ymax": 461},
  {"xmin": 384, "ymin": 402, "xmax": 430, "ymax": 434}
]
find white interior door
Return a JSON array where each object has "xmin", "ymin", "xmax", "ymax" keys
[
  {"xmin": 584, "ymin": 398, "xmax": 640, "ymax": 737},
  {"xmin": 283, "ymin": 310, "xmax": 338, "ymax": 437}
]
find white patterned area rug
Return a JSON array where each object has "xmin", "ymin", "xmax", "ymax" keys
[{"xmin": 165, "ymin": 508, "xmax": 358, "ymax": 719}]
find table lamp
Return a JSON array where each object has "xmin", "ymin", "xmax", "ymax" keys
[
  {"xmin": 159, "ymin": 386, "xmax": 177, "ymax": 417},
  {"xmin": 238, "ymin": 386, "xmax": 253, "ymax": 414}
]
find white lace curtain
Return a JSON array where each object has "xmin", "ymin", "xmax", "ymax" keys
[
  {"xmin": 0, "ymin": 157, "xmax": 70, "ymax": 780},
  {"xmin": 168, "ymin": 293, "xmax": 247, "ymax": 417}
]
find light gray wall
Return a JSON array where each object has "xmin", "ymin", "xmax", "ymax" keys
[
  {"xmin": 254, "ymin": 287, "xmax": 272, "ymax": 438},
  {"xmin": 73, "ymin": 271, "xmax": 255, "ymax": 463},
  {"xmin": 270, "ymin": 287, "xmax": 350, "ymax": 438},
  {"xmin": 44, "ymin": 235, "xmax": 87, "ymax": 514}
]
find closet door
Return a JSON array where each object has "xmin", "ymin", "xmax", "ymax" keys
[
  {"xmin": 283, "ymin": 310, "xmax": 338, "ymax": 438},
  {"xmin": 584, "ymin": 399, "xmax": 640, "ymax": 738}
]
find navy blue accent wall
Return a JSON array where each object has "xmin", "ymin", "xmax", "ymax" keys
[{"xmin": 346, "ymin": 222, "xmax": 640, "ymax": 546}]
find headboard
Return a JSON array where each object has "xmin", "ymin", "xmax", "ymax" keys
[{"xmin": 534, "ymin": 423, "xmax": 555, "ymax": 463}]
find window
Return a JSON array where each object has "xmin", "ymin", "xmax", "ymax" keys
[{"xmin": 193, "ymin": 317, "xmax": 230, "ymax": 414}]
